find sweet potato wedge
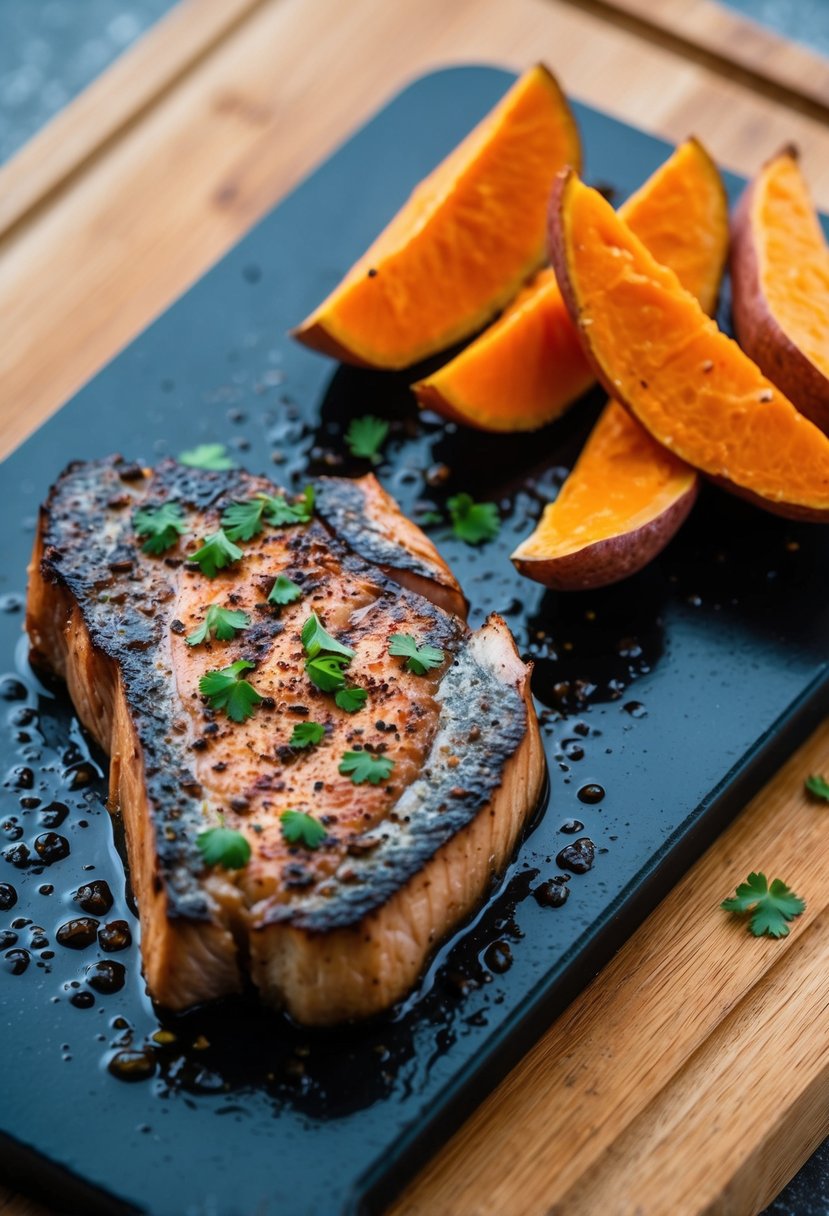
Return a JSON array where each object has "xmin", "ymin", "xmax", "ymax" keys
[
  {"xmin": 512, "ymin": 403, "xmax": 698, "ymax": 589},
  {"xmin": 415, "ymin": 137, "xmax": 727, "ymax": 432},
  {"xmin": 513, "ymin": 139, "xmax": 727, "ymax": 589},
  {"xmin": 293, "ymin": 65, "xmax": 580, "ymax": 369},
  {"xmin": 549, "ymin": 171, "xmax": 829, "ymax": 522},
  {"xmin": 731, "ymin": 145, "xmax": 829, "ymax": 435}
]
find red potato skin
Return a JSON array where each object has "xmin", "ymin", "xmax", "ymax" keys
[
  {"xmin": 547, "ymin": 169, "xmax": 829, "ymax": 524},
  {"xmin": 512, "ymin": 478, "xmax": 697, "ymax": 591},
  {"xmin": 730, "ymin": 158, "xmax": 829, "ymax": 437}
]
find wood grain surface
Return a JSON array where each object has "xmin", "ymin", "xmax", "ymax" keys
[{"xmin": 1, "ymin": 2, "xmax": 828, "ymax": 1214}]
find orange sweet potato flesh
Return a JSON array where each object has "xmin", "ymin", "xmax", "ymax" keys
[
  {"xmin": 731, "ymin": 146, "xmax": 829, "ymax": 435},
  {"xmin": 293, "ymin": 65, "xmax": 581, "ymax": 370},
  {"xmin": 512, "ymin": 405, "xmax": 698, "ymax": 589},
  {"xmin": 416, "ymin": 137, "xmax": 727, "ymax": 431},
  {"xmin": 549, "ymin": 171, "xmax": 829, "ymax": 522}
]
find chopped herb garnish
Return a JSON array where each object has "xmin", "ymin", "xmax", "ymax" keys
[
  {"xmin": 197, "ymin": 815, "xmax": 251, "ymax": 869},
  {"xmin": 221, "ymin": 487, "xmax": 315, "ymax": 541},
  {"xmin": 221, "ymin": 498, "xmax": 268, "ymax": 542},
  {"xmin": 269, "ymin": 574, "xmax": 302, "ymax": 606},
  {"xmin": 199, "ymin": 659, "xmax": 263, "ymax": 722},
  {"xmin": 290, "ymin": 721, "xmax": 325, "ymax": 749},
  {"xmin": 721, "ymin": 871, "xmax": 806, "ymax": 938},
  {"xmin": 805, "ymin": 774, "xmax": 829, "ymax": 802},
  {"xmin": 388, "ymin": 633, "xmax": 445, "ymax": 676},
  {"xmin": 186, "ymin": 604, "xmax": 250, "ymax": 646},
  {"xmin": 280, "ymin": 809, "xmax": 326, "ymax": 850},
  {"xmin": 418, "ymin": 510, "xmax": 444, "ymax": 527},
  {"xmin": 262, "ymin": 485, "xmax": 315, "ymax": 526},
  {"xmin": 301, "ymin": 612, "xmax": 355, "ymax": 661},
  {"xmin": 189, "ymin": 529, "xmax": 244, "ymax": 578},
  {"xmin": 178, "ymin": 443, "xmax": 235, "ymax": 471},
  {"xmin": 306, "ymin": 654, "xmax": 350, "ymax": 693},
  {"xmin": 345, "ymin": 415, "xmax": 390, "ymax": 464},
  {"xmin": 447, "ymin": 492, "xmax": 500, "ymax": 545},
  {"xmin": 339, "ymin": 751, "xmax": 395, "ymax": 785},
  {"xmin": 335, "ymin": 686, "xmax": 367, "ymax": 714},
  {"xmin": 133, "ymin": 501, "xmax": 187, "ymax": 555}
]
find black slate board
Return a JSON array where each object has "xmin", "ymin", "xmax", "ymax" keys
[{"xmin": 1, "ymin": 65, "xmax": 827, "ymax": 1216}]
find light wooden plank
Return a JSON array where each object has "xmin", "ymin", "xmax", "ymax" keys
[{"xmin": 0, "ymin": 0, "xmax": 266, "ymax": 242}]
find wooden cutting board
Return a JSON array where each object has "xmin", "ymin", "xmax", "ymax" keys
[{"xmin": 1, "ymin": 2, "xmax": 829, "ymax": 1213}]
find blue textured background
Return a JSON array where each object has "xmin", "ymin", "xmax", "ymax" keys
[{"xmin": 0, "ymin": 4, "xmax": 826, "ymax": 1213}]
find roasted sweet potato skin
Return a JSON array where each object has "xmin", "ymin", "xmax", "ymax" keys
[
  {"xmin": 731, "ymin": 147, "xmax": 829, "ymax": 436},
  {"xmin": 548, "ymin": 170, "xmax": 829, "ymax": 523},
  {"xmin": 513, "ymin": 476, "xmax": 697, "ymax": 590}
]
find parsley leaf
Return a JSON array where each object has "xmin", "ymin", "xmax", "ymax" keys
[
  {"xmin": 186, "ymin": 604, "xmax": 250, "ymax": 646},
  {"xmin": 133, "ymin": 501, "xmax": 187, "ymax": 555},
  {"xmin": 345, "ymin": 415, "xmax": 389, "ymax": 464},
  {"xmin": 306, "ymin": 654, "xmax": 350, "ymax": 692},
  {"xmin": 339, "ymin": 751, "xmax": 395, "ymax": 785},
  {"xmin": 805, "ymin": 774, "xmax": 829, "ymax": 802},
  {"xmin": 269, "ymin": 574, "xmax": 302, "ymax": 606},
  {"xmin": 262, "ymin": 486, "xmax": 315, "ymax": 526},
  {"xmin": 280, "ymin": 809, "xmax": 326, "ymax": 849},
  {"xmin": 301, "ymin": 613, "xmax": 355, "ymax": 660},
  {"xmin": 388, "ymin": 633, "xmax": 445, "ymax": 676},
  {"xmin": 335, "ymin": 686, "xmax": 367, "ymax": 713},
  {"xmin": 221, "ymin": 498, "xmax": 267, "ymax": 542},
  {"xmin": 290, "ymin": 721, "xmax": 325, "ymax": 749},
  {"xmin": 197, "ymin": 816, "xmax": 251, "ymax": 869},
  {"xmin": 189, "ymin": 529, "xmax": 244, "ymax": 578},
  {"xmin": 178, "ymin": 443, "xmax": 235, "ymax": 471},
  {"xmin": 721, "ymin": 871, "xmax": 806, "ymax": 938},
  {"xmin": 447, "ymin": 492, "xmax": 500, "ymax": 545},
  {"xmin": 199, "ymin": 660, "xmax": 263, "ymax": 722}
]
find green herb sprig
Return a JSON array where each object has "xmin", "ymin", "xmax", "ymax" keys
[
  {"xmin": 199, "ymin": 660, "xmax": 263, "ymax": 722},
  {"xmin": 345, "ymin": 415, "xmax": 389, "ymax": 464},
  {"xmin": 187, "ymin": 604, "xmax": 250, "ymax": 646},
  {"xmin": 721, "ymin": 872, "xmax": 805, "ymax": 938},
  {"xmin": 388, "ymin": 633, "xmax": 445, "ymax": 676},
  {"xmin": 197, "ymin": 814, "xmax": 251, "ymax": 869},
  {"xmin": 133, "ymin": 501, "xmax": 188, "ymax": 555},
  {"xmin": 189, "ymin": 529, "xmax": 244, "ymax": 578},
  {"xmin": 280, "ymin": 809, "xmax": 326, "ymax": 849},
  {"xmin": 339, "ymin": 751, "xmax": 395, "ymax": 785}
]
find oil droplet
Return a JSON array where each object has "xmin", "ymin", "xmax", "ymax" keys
[
  {"xmin": 4, "ymin": 948, "xmax": 30, "ymax": 975},
  {"xmin": 98, "ymin": 921, "xmax": 132, "ymax": 953},
  {"xmin": 483, "ymin": 940, "xmax": 513, "ymax": 974},
  {"xmin": 86, "ymin": 960, "xmax": 126, "ymax": 994},
  {"xmin": 56, "ymin": 918, "xmax": 100, "ymax": 949},
  {"xmin": 73, "ymin": 880, "xmax": 113, "ymax": 915},
  {"xmin": 108, "ymin": 1049, "xmax": 156, "ymax": 1083},
  {"xmin": 34, "ymin": 832, "xmax": 70, "ymax": 864},
  {"xmin": 0, "ymin": 931, "xmax": 17, "ymax": 948},
  {"xmin": 39, "ymin": 802, "xmax": 69, "ymax": 828},
  {"xmin": 556, "ymin": 838, "xmax": 596, "ymax": 874},
  {"xmin": 69, "ymin": 990, "xmax": 95, "ymax": 1010},
  {"xmin": 534, "ymin": 879, "xmax": 570, "ymax": 908},
  {"xmin": 0, "ymin": 677, "xmax": 27, "ymax": 701},
  {"xmin": 577, "ymin": 784, "xmax": 605, "ymax": 805},
  {"xmin": 560, "ymin": 819, "xmax": 584, "ymax": 834},
  {"xmin": 0, "ymin": 882, "xmax": 17, "ymax": 910}
]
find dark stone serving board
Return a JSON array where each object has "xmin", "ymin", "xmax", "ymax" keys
[{"xmin": 0, "ymin": 65, "xmax": 826, "ymax": 1216}]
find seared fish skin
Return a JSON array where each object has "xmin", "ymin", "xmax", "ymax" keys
[{"xmin": 27, "ymin": 457, "xmax": 544, "ymax": 1024}]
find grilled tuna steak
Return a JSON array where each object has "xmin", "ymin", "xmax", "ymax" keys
[{"xmin": 27, "ymin": 457, "xmax": 544, "ymax": 1024}]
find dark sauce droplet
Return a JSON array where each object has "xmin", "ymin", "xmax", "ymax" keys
[
  {"xmin": 0, "ymin": 931, "xmax": 17, "ymax": 949},
  {"xmin": 73, "ymin": 880, "xmax": 113, "ymax": 915},
  {"xmin": 4, "ymin": 948, "xmax": 30, "ymax": 975},
  {"xmin": 70, "ymin": 990, "xmax": 95, "ymax": 1010},
  {"xmin": 86, "ymin": 960, "xmax": 126, "ymax": 994},
  {"xmin": 56, "ymin": 918, "xmax": 100, "ymax": 950},
  {"xmin": 108, "ymin": 1049, "xmax": 156, "ymax": 1082},
  {"xmin": 556, "ymin": 838, "xmax": 596, "ymax": 875},
  {"xmin": 0, "ymin": 882, "xmax": 17, "ymax": 911},
  {"xmin": 534, "ymin": 879, "xmax": 570, "ymax": 908},
  {"xmin": 0, "ymin": 677, "xmax": 28, "ymax": 702},
  {"xmin": 559, "ymin": 818, "xmax": 584, "ymax": 834},
  {"xmin": 624, "ymin": 701, "xmax": 646, "ymax": 718},
  {"xmin": 39, "ymin": 802, "xmax": 69, "ymax": 829},
  {"xmin": 483, "ymin": 940, "xmax": 513, "ymax": 974},
  {"xmin": 98, "ymin": 921, "xmax": 132, "ymax": 953},
  {"xmin": 577, "ymin": 784, "xmax": 605, "ymax": 805},
  {"xmin": 33, "ymin": 832, "xmax": 70, "ymax": 864}
]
